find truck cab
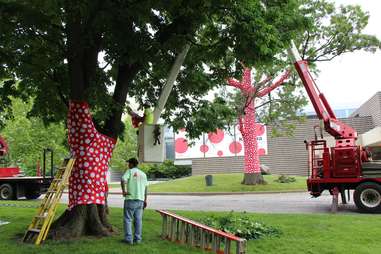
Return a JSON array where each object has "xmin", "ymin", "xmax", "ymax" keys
[{"xmin": 0, "ymin": 148, "xmax": 54, "ymax": 200}]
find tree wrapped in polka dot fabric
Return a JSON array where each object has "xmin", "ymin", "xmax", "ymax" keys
[
  {"xmin": 227, "ymin": 67, "xmax": 290, "ymax": 184},
  {"xmin": 67, "ymin": 101, "xmax": 116, "ymax": 208}
]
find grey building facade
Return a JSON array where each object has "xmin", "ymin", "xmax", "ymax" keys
[{"xmin": 351, "ymin": 92, "xmax": 381, "ymax": 129}]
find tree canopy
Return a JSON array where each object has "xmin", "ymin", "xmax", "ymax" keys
[
  {"xmin": 0, "ymin": 0, "xmax": 305, "ymax": 139},
  {"xmin": 298, "ymin": 0, "xmax": 380, "ymax": 63},
  {"xmin": 0, "ymin": 0, "xmax": 379, "ymax": 140}
]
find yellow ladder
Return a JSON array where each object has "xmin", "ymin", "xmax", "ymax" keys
[{"xmin": 23, "ymin": 158, "xmax": 75, "ymax": 245}]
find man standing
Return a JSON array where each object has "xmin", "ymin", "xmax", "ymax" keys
[{"xmin": 121, "ymin": 158, "xmax": 148, "ymax": 244}]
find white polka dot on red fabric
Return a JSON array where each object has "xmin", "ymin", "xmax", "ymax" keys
[
  {"xmin": 228, "ymin": 68, "xmax": 263, "ymax": 174},
  {"xmin": 67, "ymin": 101, "xmax": 116, "ymax": 208}
]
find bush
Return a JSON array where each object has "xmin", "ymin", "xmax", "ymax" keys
[
  {"xmin": 140, "ymin": 160, "xmax": 191, "ymax": 179},
  {"xmin": 201, "ymin": 212, "xmax": 282, "ymax": 240},
  {"xmin": 274, "ymin": 175, "xmax": 296, "ymax": 183}
]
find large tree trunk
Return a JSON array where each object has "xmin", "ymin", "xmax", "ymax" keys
[
  {"xmin": 50, "ymin": 204, "xmax": 115, "ymax": 239},
  {"xmin": 241, "ymin": 118, "xmax": 267, "ymax": 185},
  {"xmin": 241, "ymin": 172, "xmax": 266, "ymax": 185},
  {"xmin": 228, "ymin": 69, "xmax": 264, "ymax": 185},
  {"xmin": 50, "ymin": 101, "xmax": 117, "ymax": 239},
  {"xmin": 228, "ymin": 68, "xmax": 289, "ymax": 185}
]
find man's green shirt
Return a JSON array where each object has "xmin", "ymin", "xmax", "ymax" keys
[{"xmin": 122, "ymin": 167, "xmax": 148, "ymax": 201}]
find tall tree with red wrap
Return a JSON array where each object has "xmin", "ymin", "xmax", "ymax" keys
[{"xmin": 228, "ymin": 68, "xmax": 290, "ymax": 185}]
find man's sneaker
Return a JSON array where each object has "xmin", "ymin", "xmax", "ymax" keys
[{"xmin": 121, "ymin": 239, "xmax": 133, "ymax": 245}]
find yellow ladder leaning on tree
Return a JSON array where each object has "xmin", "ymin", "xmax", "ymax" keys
[{"xmin": 23, "ymin": 158, "xmax": 75, "ymax": 245}]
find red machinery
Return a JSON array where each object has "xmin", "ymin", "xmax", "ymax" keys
[
  {"xmin": 0, "ymin": 135, "xmax": 54, "ymax": 200},
  {"xmin": 288, "ymin": 42, "xmax": 381, "ymax": 213}
]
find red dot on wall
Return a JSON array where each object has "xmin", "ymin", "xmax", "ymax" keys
[
  {"xmin": 217, "ymin": 150, "xmax": 223, "ymax": 157},
  {"xmin": 255, "ymin": 124, "xmax": 265, "ymax": 136},
  {"xmin": 258, "ymin": 148, "xmax": 266, "ymax": 156},
  {"xmin": 200, "ymin": 144, "xmax": 209, "ymax": 153},
  {"xmin": 208, "ymin": 129, "xmax": 224, "ymax": 144},
  {"xmin": 229, "ymin": 141, "xmax": 242, "ymax": 154},
  {"xmin": 175, "ymin": 138, "xmax": 188, "ymax": 153}
]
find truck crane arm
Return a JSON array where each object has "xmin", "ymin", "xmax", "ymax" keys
[{"xmin": 287, "ymin": 41, "xmax": 357, "ymax": 140}]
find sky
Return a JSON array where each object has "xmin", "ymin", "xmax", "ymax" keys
[{"xmin": 307, "ymin": 0, "xmax": 381, "ymax": 112}]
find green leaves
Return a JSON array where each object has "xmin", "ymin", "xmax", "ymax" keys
[
  {"xmin": 109, "ymin": 117, "xmax": 137, "ymax": 170},
  {"xmin": 0, "ymin": 79, "xmax": 29, "ymax": 128},
  {"xmin": 256, "ymin": 76, "xmax": 308, "ymax": 137},
  {"xmin": 298, "ymin": 0, "xmax": 381, "ymax": 62},
  {"xmin": 170, "ymin": 97, "xmax": 236, "ymax": 140},
  {"xmin": 137, "ymin": 160, "xmax": 191, "ymax": 179},
  {"xmin": 201, "ymin": 212, "xmax": 282, "ymax": 240},
  {"xmin": 1, "ymin": 98, "xmax": 68, "ymax": 175},
  {"xmin": 274, "ymin": 175, "xmax": 296, "ymax": 183}
]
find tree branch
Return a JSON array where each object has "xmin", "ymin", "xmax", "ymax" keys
[
  {"xmin": 83, "ymin": 32, "xmax": 102, "ymax": 89},
  {"xmin": 238, "ymin": 116, "xmax": 245, "ymax": 134},
  {"xmin": 186, "ymin": 37, "xmax": 221, "ymax": 49},
  {"xmin": 241, "ymin": 68, "xmax": 252, "ymax": 92},
  {"xmin": 227, "ymin": 78, "xmax": 244, "ymax": 89},
  {"xmin": 33, "ymin": 30, "xmax": 66, "ymax": 53},
  {"xmin": 44, "ymin": 70, "xmax": 69, "ymax": 108},
  {"xmin": 102, "ymin": 62, "xmax": 141, "ymax": 138},
  {"xmin": 301, "ymin": 30, "xmax": 311, "ymax": 60},
  {"xmin": 307, "ymin": 35, "xmax": 336, "ymax": 60},
  {"xmin": 255, "ymin": 98, "xmax": 273, "ymax": 110},
  {"xmin": 65, "ymin": 1, "xmax": 85, "ymax": 100},
  {"xmin": 308, "ymin": 46, "xmax": 362, "ymax": 62},
  {"xmin": 257, "ymin": 69, "xmax": 290, "ymax": 97}
]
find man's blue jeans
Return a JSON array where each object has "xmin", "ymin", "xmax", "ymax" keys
[{"xmin": 123, "ymin": 199, "xmax": 144, "ymax": 243}]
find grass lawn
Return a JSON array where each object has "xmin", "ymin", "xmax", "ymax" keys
[
  {"xmin": 2, "ymin": 200, "xmax": 381, "ymax": 254},
  {"xmin": 147, "ymin": 174, "xmax": 307, "ymax": 193}
]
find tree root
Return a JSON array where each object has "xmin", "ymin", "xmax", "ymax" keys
[
  {"xmin": 241, "ymin": 173, "xmax": 267, "ymax": 185},
  {"xmin": 49, "ymin": 204, "xmax": 117, "ymax": 240}
]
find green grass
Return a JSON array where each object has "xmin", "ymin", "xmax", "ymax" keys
[
  {"xmin": 1, "ymin": 200, "xmax": 381, "ymax": 253},
  {"xmin": 147, "ymin": 174, "xmax": 307, "ymax": 193},
  {"xmin": 0, "ymin": 200, "xmax": 200, "ymax": 254}
]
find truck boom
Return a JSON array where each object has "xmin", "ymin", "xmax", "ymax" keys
[{"xmin": 287, "ymin": 42, "xmax": 357, "ymax": 141}]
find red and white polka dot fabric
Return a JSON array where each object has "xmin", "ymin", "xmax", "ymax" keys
[
  {"xmin": 228, "ymin": 68, "xmax": 289, "ymax": 174},
  {"xmin": 228, "ymin": 68, "xmax": 260, "ymax": 174},
  {"xmin": 67, "ymin": 101, "xmax": 116, "ymax": 208}
]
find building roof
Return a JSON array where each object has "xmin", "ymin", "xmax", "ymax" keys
[{"xmin": 351, "ymin": 91, "xmax": 381, "ymax": 127}]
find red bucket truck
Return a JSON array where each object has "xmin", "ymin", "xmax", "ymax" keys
[
  {"xmin": 288, "ymin": 42, "xmax": 381, "ymax": 213},
  {"xmin": 0, "ymin": 136, "xmax": 54, "ymax": 200}
]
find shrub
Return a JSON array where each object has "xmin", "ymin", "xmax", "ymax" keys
[
  {"xmin": 140, "ymin": 160, "xmax": 191, "ymax": 179},
  {"xmin": 201, "ymin": 212, "xmax": 282, "ymax": 240},
  {"xmin": 274, "ymin": 175, "xmax": 296, "ymax": 183}
]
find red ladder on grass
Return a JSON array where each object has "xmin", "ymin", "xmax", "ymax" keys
[{"xmin": 157, "ymin": 210, "xmax": 246, "ymax": 254}]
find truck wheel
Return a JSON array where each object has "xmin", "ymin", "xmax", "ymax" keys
[
  {"xmin": 354, "ymin": 182, "xmax": 381, "ymax": 213},
  {"xmin": 25, "ymin": 190, "xmax": 41, "ymax": 200},
  {"xmin": 0, "ymin": 183, "xmax": 14, "ymax": 200}
]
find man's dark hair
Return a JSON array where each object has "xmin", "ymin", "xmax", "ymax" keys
[{"xmin": 127, "ymin": 158, "xmax": 139, "ymax": 167}]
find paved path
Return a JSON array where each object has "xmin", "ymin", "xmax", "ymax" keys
[{"xmin": 61, "ymin": 192, "xmax": 360, "ymax": 214}]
